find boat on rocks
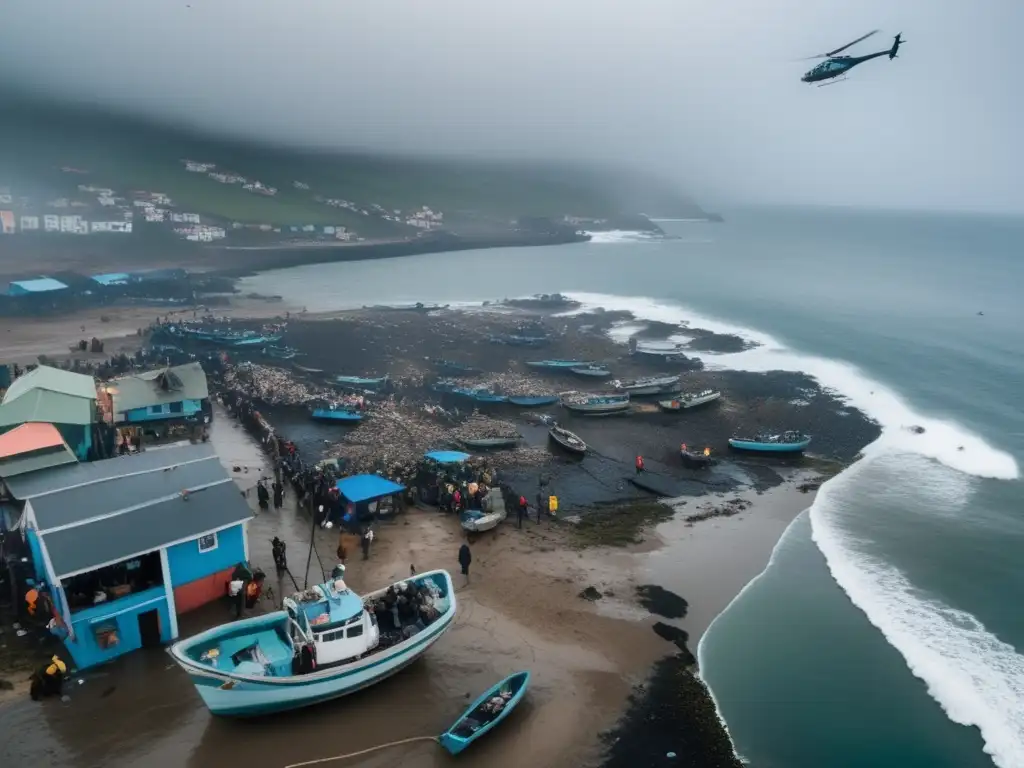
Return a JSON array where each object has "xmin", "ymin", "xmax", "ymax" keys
[
  {"xmin": 293, "ymin": 364, "xmax": 325, "ymax": 374},
  {"xmin": 548, "ymin": 425, "xmax": 587, "ymax": 455},
  {"xmin": 658, "ymin": 389, "xmax": 722, "ymax": 411},
  {"xmin": 263, "ymin": 345, "xmax": 298, "ymax": 360},
  {"xmin": 471, "ymin": 389, "xmax": 508, "ymax": 404},
  {"xmin": 680, "ymin": 443, "xmax": 713, "ymax": 467},
  {"xmin": 527, "ymin": 360, "xmax": 593, "ymax": 370},
  {"xmin": 612, "ymin": 375, "xmax": 680, "ymax": 396},
  {"xmin": 334, "ymin": 374, "xmax": 389, "ymax": 391},
  {"xmin": 507, "ymin": 394, "xmax": 559, "ymax": 407},
  {"xmin": 439, "ymin": 671, "xmax": 531, "ymax": 755},
  {"xmin": 461, "ymin": 490, "xmax": 508, "ymax": 533},
  {"xmin": 728, "ymin": 431, "xmax": 811, "ymax": 453},
  {"xmin": 560, "ymin": 391, "xmax": 630, "ymax": 416},
  {"xmin": 570, "ymin": 364, "xmax": 612, "ymax": 378},
  {"xmin": 461, "ymin": 436, "xmax": 520, "ymax": 449},
  {"xmin": 231, "ymin": 333, "xmax": 284, "ymax": 348},
  {"xmin": 311, "ymin": 408, "xmax": 363, "ymax": 423},
  {"xmin": 167, "ymin": 568, "xmax": 457, "ymax": 717}
]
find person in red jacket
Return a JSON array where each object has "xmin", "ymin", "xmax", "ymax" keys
[{"xmin": 635, "ymin": 455, "xmax": 645, "ymax": 475}]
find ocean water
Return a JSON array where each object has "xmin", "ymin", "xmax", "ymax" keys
[{"xmin": 240, "ymin": 206, "xmax": 1024, "ymax": 768}]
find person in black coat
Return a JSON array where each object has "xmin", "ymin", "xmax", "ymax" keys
[{"xmin": 458, "ymin": 543, "xmax": 472, "ymax": 584}]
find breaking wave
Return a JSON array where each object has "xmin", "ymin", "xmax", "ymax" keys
[
  {"xmin": 583, "ymin": 229, "xmax": 661, "ymax": 244},
  {"xmin": 562, "ymin": 291, "xmax": 1024, "ymax": 768}
]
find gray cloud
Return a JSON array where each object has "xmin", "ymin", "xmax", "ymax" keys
[{"xmin": 0, "ymin": 0, "xmax": 1020, "ymax": 212}]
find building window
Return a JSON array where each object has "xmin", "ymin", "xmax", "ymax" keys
[
  {"xmin": 197, "ymin": 533, "xmax": 218, "ymax": 553},
  {"xmin": 169, "ymin": 401, "xmax": 183, "ymax": 414},
  {"xmin": 94, "ymin": 623, "xmax": 120, "ymax": 650}
]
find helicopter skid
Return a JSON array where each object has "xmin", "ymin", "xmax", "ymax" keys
[{"xmin": 817, "ymin": 76, "xmax": 849, "ymax": 87}]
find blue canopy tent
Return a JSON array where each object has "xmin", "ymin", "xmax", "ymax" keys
[
  {"xmin": 336, "ymin": 474, "xmax": 407, "ymax": 525},
  {"xmin": 424, "ymin": 450, "xmax": 471, "ymax": 465}
]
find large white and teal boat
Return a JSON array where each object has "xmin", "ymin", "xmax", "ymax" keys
[
  {"xmin": 728, "ymin": 431, "xmax": 811, "ymax": 453},
  {"xmin": 168, "ymin": 568, "xmax": 456, "ymax": 717}
]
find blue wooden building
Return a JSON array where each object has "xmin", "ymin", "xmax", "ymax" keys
[
  {"xmin": 106, "ymin": 362, "xmax": 210, "ymax": 427},
  {"xmin": 6, "ymin": 443, "xmax": 252, "ymax": 670}
]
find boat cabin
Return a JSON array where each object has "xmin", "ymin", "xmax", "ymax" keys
[{"xmin": 285, "ymin": 576, "xmax": 379, "ymax": 668}]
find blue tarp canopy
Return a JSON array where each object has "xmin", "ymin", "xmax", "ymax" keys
[
  {"xmin": 336, "ymin": 474, "xmax": 406, "ymax": 503},
  {"xmin": 424, "ymin": 450, "xmax": 471, "ymax": 465}
]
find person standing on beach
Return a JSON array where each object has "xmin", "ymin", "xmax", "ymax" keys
[
  {"xmin": 635, "ymin": 455, "xmax": 645, "ymax": 475},
  {"xmin": 458, "ymin": 543, "xmax": 472, "ymax": 584},
  {"xmin": 517, "ymin": 495, "xmax": 528, "ymax": 528}
]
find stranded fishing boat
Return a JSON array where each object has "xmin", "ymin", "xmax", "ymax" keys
[
  {"xmin": 168, "ymin": 568, "xmax": 456, "ymax": 717},
  {"xmin": 728, "ymin": 431, "xmax": 811, "ymax": 453},
  {"xmin": 658, "ymin": 389, "xmax": 722, "ymax": 411},
  {"xmin": 334, "ymin": 374, "xmax": 389, "ymax": 391},
  {"xmin": 461, "ymin": 490, "xmax": 508, "ymax": 533},
  {"xmin": 560, "ymin": 391, "xmax": 630, "ymax": 416},
  {"xmin": 311, "ymin": 408, "xmax": 363, "ymax": 423},
  {"xmin": 570, "ymin": 364, "xmax": 612, "ymax": 378},
  {"xmin": 548, "ymin": 425, "xmax": 587, "ymax": 455},
  {"xmin": 471, "ymin": 389, "xmax": 508, "ymax": 404},
  {"xmin": 263, "ymin": 345, "xmax": 298, "ymax": 360},
  {"xmin": 507, "ymin": 394, "xmax": 560, "ymax": 407},
  {"xmin": 612, "ymin": 375, "xmax": 680, "ymax": 396},
  {"xmin": 439, "ymin": 671, "xmax": 532, "ymax": 755},
  {"xmin": 527, "ymin": 359, "xmax": 593, "ymax": 370},
  {"xmin": 680, "ymin": 443, "xmax": 713, "ymax": 467}
]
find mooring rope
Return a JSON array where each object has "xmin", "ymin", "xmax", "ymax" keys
[{"xmin": 283, "ymin": 735, "xmax": 440, "ymax": 767}]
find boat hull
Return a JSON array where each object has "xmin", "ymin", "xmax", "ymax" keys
[
  {"xmin": 439, "ymin": 671, "xmax": 531, "ymax": 755},
  {"xmin": 728, "ymin": 437, "xmax": 811, "ymax": 453},
  {"xmin": 570, "ymin": 367, "xmax": 611, "ymax": 378},
  {"xmin": 526, "ymin": 360, "xmax": 591, "ymax": 370},
  {"xmin": 508, "ymin": 395, "xmax": 559, "ymax": 407},
  {"xmin": 659, "ymin": 392, "xmax": 722, "ymax": 411},
  {"xmin": 562, "ymin": 402, "xmax": 629, "ymax": 416},
  {"xmin": 169, "ymin": 571, "xmax": 457, "ymax": 718},
  {"xmin": 548, "ymin": 428, "xmax": 587, "ymax": 455},
  {"xmin": 311, "ymin": 410, "xmax": 362, "ymax": 423},
  {"xmin": 182, "ymin": 613, "xmax": 455, "ymax": 717}
]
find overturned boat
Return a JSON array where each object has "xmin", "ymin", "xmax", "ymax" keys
[
  {"xmin": 658, "ymin": 389, "xmax": 722, "ymax": 411},
  {"xmin": 728, "ymin": 431, "xmax": 811, "ymax": 453},
  {"xmin": 168, "ymin": 569, "xmax": 456, "ymax": 717}
]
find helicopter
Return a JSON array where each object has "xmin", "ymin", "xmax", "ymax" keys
[{"xmin": 801, "ymin": 30, "xmax": 904, "ymax": 86}]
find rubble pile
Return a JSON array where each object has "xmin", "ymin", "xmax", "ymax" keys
[
  {"xmin": 224, "ymin": 363, "xmax": 334, "ymax": 406},
  {"xmin": 450, "ymin": 413, "xmax": 520, "ymax": 441},
  {"xmin": 483, "ymin": 371, "xmax": 555, "ymax": 396},
  {"xmin": 333, "ymin": 400, "xmax": 452, "ymax": 473}
]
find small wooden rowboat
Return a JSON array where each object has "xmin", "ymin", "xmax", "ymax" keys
[
  {"xmin": 439, "ymin": 671, "xmax": 531, "ymax": 755},
  {"xmin": 548, "ymin": 425, "xmax": 587, "ymax": 455}
]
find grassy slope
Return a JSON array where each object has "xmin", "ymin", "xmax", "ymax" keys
[{"xmin": 0, "ymin": 94, "xmax": 702, "ymax": 231}]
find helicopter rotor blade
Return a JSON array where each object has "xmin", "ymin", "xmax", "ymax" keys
[{"xmin": 826, "ymin": 29, "xmax": 880, "ymax": 57}]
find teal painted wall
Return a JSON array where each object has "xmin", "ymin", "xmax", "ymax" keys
[
  {"xmin": 165, "ymin": 524, "xmax": 246, "ymax": 587},
  {"xmin": 63, "ymin": 586, "xmax": 171, "ymax": 670}
]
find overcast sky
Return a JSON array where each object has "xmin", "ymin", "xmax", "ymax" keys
[{"xmin": 0, "ymin": 0, "xmax": 1020, "ymax": 213}]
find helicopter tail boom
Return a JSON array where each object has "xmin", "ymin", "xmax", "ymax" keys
[{"xmin": 889, "ymin": 33, "xmax": 904, "ymax": 59}]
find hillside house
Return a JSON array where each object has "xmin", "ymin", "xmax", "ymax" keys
[{"xmin": 6, "ymin": 443, "xmax": 254, "ymax": 670}]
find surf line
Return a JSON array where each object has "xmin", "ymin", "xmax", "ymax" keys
[{"xmin": 284, "ymin": 736, "xmax": 440, "ymax": 767}]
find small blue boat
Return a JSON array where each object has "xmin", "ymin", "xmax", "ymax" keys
[
  {"xmin": 311, "ymin": 408, "xmax": 363, "ymax": 423},
  {"xmin": 335, "ymin": 375, "xmax": 388, "ymax": 391},
  {"xmin": 728, "ymin": 431, "xmax": 811, "ymax": 453},
  {"xmin": 168, "ymin": 569, "xmax": 457, "ymax": 717},
  {"xmin": 507, "ymin": 394, "xmax": 559, "ymax": 407},
  {"xmin": 526, "ymin": 360, "xmax": 594, "ymax": 370},
  {"xmin": 439, "ymin": 671, "xmax": 531, "ymax": 755}
]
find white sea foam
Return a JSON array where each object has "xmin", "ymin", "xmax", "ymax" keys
[
  {"xmin": 565, "ymin": 291, "xmax": 1024, "ymax": 767},
  {"xmin": 583, "ymin": 229, "xmax": 660, "ymax": 244},
  {"xmin": 811, "ymin": 464, "xmax": 1024, "ymax": 768}
]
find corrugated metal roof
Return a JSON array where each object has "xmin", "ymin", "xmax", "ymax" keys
[
  {"xmin": 0, "ymin": 389, "xmax": 95, "ymax": 427},
  {"xmin": 30, "ymin": 454, "xmax": 229, "ymax": 530},
  {"xmin": 3, "ymin": 366, "xmax": 97, "ymax": 403},
  {"xmin": 109, "ymin": 362, "xmax": 209, "ymax": 416},
  {"xmin": 41, "ymin": 482, "xmax": 251, "ymax": 578},
  {"xmin": 5, "ymin": 442, "xmax": 217, "ymax": 499},
  {"xmin": 90, "ymin": 273, "xmax": 131, "ymax": 286},
  {"xmin": 0, "ymin": 422, "xmax": 66, "ymax": 458},
  {"xmin": 8, "ymin": 277, "xmax": 69, "ymax": 294},
  {"xmin": 0, "ymin": 448, "xmax": 78, "ymax": 478}
]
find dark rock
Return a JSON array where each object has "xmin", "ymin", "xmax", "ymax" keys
[
  {"xmin": 579, "ymin": 586, "xmax": 603, "ymax": 601},
  {"xmin": 636, "ymin": 585, "xmax": 688, "ymax": 619}
]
